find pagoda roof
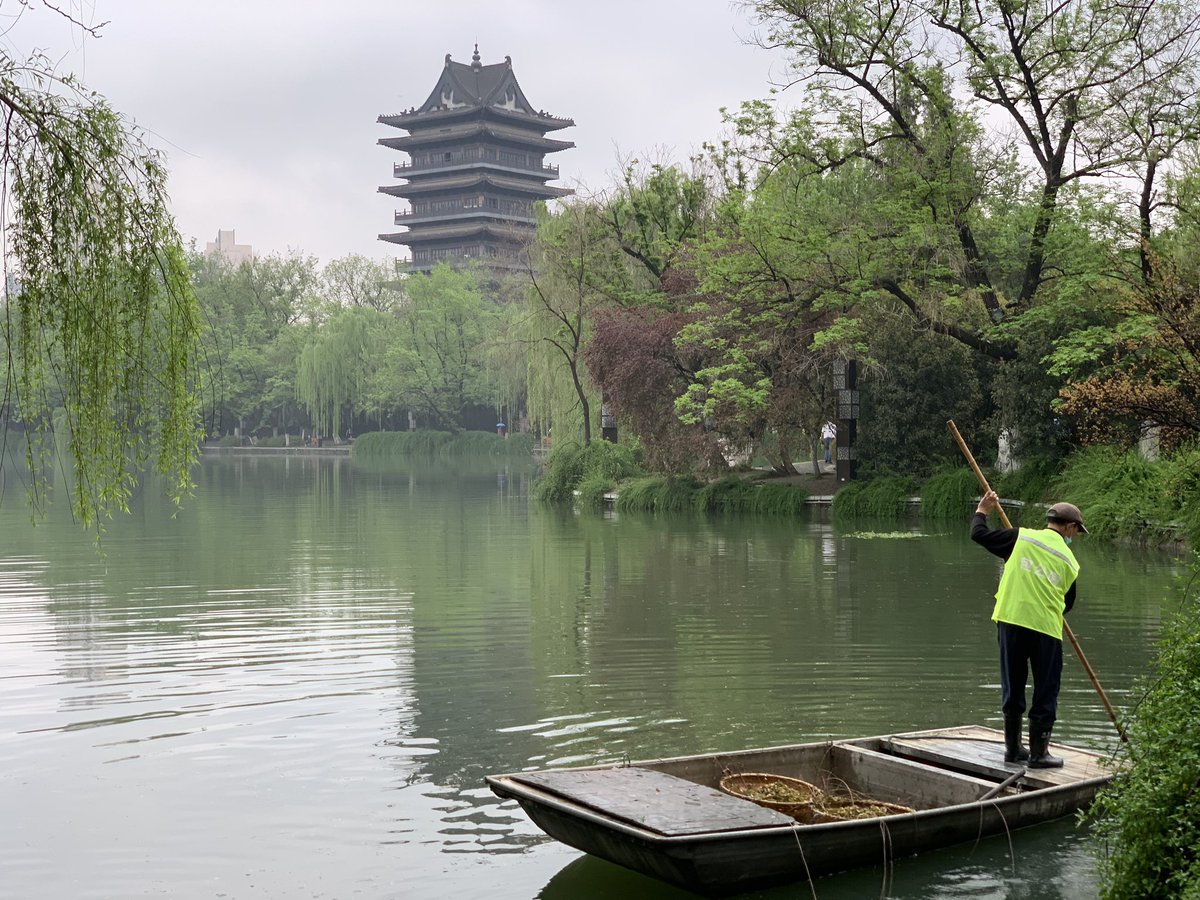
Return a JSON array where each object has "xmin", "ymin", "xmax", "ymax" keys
[
  {"xmin": 378, "ymin": 121, "xmax": 574, "ymax": 153},
  {"xmin": 377, "ymin": 173, "xmax": 574, "ymax": 199},
  {"xmin": 377, "ymin": 48, "xmax": 574, "ymax": 133}
]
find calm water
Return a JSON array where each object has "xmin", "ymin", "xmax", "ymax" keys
[{"xmin": 0, "ymin": 453, "xmax": 1185, "ymax": 899}]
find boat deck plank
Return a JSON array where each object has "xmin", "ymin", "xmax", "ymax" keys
[
  {"xmin": 885, "ymin": 725, "xmax": 1110, "ymax": 787},
  {"xmin": 510, "ymin": 766, "xmax": 795, "ymax": 836}
]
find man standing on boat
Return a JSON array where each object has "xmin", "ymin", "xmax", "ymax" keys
[{"xmin": 971, "ymin": 491, "xmax": 1087, "ymax": 769}]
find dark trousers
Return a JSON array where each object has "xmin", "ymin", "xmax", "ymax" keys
[{"xmin": 997, "ymin": 622, "xmax": 1063, "ymax": 727}]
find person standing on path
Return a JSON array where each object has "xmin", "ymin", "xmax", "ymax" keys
[
  {"xmin": 971, "ymin": 491, "xmax": 1087, "ymax": 768},
  {"xmin": 820, "ymin": 422, "xmax": 835, "ymax": 465}
]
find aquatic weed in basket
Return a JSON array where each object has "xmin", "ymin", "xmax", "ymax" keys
[
  {"xmin": 809, "ymin": 776, "xmax": 915, "ymax": 822},
  {"xmin": 806, "ymin": 797, "xmax": 915, "ymax": 822},
  {"xmin": 719, "ymin": 773, "xmax": 822, "ymax": 819}
]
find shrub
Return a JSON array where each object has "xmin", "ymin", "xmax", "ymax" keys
[
  {"xmin": 1160, "ymin": 446, "xmax": 1200, "ymax": 544},
  {"xmin": 1053, "ymin": 447, "xmax": 1170, "ymax": 541},
  {"xmin": 533, "ymin": 442, "xmax": 586, "ymax": 503},
  {"xmin": 533, "ymin": 440, "xmax": 644, "ymax": 505},
  {"xmin": 994, "ymin": 455, "xmax": 1061, "ymax": 507},
  {"xmin": 575, "ymin": 471, "xmax": 614, "ymax": 510},
  {"xmin": 1090, "ymin": 570, "xmax": 1200, "ymax": 899}
]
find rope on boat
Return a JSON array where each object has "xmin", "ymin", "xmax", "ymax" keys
[
  {"xmin": 877, "ymin": 818, "xmax": 895, "ymax": 899},
  {"xmin": 789, "ymin": 823, "xmax": 819, "ymax": 900},
  {"xmin": 971, "ymin": 792, "xmax": 1018, "ymax": 874}
]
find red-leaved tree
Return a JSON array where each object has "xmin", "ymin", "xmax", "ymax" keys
[{"xmin": 583, "ymin": 306, "xmax": 727, "ymax": 472}]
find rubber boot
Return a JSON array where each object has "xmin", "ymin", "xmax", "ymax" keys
[
  {"xmin": 1003, "ymin": 715, "xmax": 1029, "ymax": 763},
  {"xmin": 1028, "ymin": 721, "xmax": 1064, "ymax": 769}
]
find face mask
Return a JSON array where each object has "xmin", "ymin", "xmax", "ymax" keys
[{"xmin": 1064, "ymin": 536, "xmax": 1073, "ymax": 546}]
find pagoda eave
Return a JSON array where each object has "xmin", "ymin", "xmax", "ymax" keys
[
  {"xmin": 378, "ymin": 130, "xmax": 574, "ymax": 153},
  {"xmin": 377, "ymin": 176, "xmax": 573, "ymax": 200},
  {"xmin": 379, "ymin": 221, "xmax": 534, "ymax": 246},
  {"xmin": 379, "ymin": 106, "xmax": 574, "ymax": 133}
]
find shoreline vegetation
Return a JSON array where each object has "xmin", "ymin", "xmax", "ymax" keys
[{"xmin": 532, "ymin": 438, "xmax": 1200, "ymax": 550}]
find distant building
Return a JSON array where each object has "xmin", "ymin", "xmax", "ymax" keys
[
  {"xmin": 377, "ymin": 46, "xmax": 575, "ymax": 273},
  {"xmin": 206, "ymin": 229, "xmax": 253, "ymax": 268}
]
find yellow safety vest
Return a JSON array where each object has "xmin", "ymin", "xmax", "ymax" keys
[{"xmin": 992, "ymin": 528, "xmax": 1079, "ymax": 639}]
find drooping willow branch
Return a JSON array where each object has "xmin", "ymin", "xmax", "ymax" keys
[{"xmin": 1, "ymin": 52, "xmax": 201, "ymax": 531}]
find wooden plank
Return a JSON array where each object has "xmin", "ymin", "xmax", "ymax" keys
[
  {"xmin": 884, "ymin": 729, "xmax": 1109, "ymax": 788},
  {"xmin": 510, "ymin": 766, "xmax": 796, "ymax": 836}
]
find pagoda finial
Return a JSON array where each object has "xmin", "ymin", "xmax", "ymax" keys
[{"xmin": 472, "ymin": 44, "xmax": 481, "ymax": 69}]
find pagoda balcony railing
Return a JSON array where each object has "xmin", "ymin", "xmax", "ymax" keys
[
  {"xmin": 394, "ymin": 207, "xmax": 535, "ymax": 226},
  {"xmin": 394, "ymin": 152, "xmax": 559, "ymax": 179}
]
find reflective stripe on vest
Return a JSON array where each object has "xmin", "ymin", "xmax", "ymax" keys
[{"xmin": 992, "ymin": 528, "xmax": 1079, "ymax": 639}]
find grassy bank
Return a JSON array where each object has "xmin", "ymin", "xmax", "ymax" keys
[
  {"xmin": 534, "ymin": 444, "xmax": 812, "ymax": 515},
  {"xmin": 534, "ymin": 440, "xmax": 1200, "ymax": 544}
]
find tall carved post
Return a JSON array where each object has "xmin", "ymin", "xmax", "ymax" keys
[{"xmin": 833, "ymin": 359, "xmax": 858, "ymax": 483}]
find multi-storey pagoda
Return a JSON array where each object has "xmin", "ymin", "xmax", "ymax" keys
[{"xmin": 378, "ymin": 47, "xmax": 575, "ymax": 272}]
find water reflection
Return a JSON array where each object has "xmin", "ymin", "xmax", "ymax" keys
[{"xmin": 536, "ymin": 819, "xmax": 1098, "ymax": 900}]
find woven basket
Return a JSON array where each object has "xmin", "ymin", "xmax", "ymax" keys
[{"xmin": 719, "ymin": 773, "xmax": 823, "ymax": 821}]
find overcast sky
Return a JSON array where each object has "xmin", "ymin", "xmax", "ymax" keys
[{"xmin": 2, "ymin": 1, "xmax": 790, "ymax": 265}]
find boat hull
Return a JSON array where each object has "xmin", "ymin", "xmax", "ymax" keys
[{"xmin": 487, "ymin": 726, "xmax": 1111, "ymax": 895}]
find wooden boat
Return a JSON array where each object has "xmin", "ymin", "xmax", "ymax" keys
[{"xmin": 486, "ymin": 725, "xmax": 1112, "ymax": 895}]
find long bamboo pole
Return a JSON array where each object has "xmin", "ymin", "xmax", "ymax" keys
[{"xmin": 948, "ymin": 420, "xmax": 1128, "ymax": 743}]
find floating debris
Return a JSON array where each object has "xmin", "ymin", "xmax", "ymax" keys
[{"xmin": 844, "ymin": 531, "xmax": 924, "ymax": 540}]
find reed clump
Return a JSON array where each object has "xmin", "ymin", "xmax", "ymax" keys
[
  {"xmin": 832, "ymin": 475, "xmax": 916, "ymax": 521},
  {"xmin": 694, "ymin": 476, "xmax": 810, "ymax": 515},
  {"xmin": 613, "ymin": 475, "xmax": 700, "ymax": 513},
  {"xmin": 919, "ymin": 468, "xmax": 980, "ymax": 521}
]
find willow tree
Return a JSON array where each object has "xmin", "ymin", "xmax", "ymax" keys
[
  {"xmin": 522, "ymin": 200, "xmax": 616, "ymax": 445},
  {"xmin": 385, "ymin": 264, "xmax": 497, "ymax": 433},
  {"xmin": 192, "ymin": 251, "xmax": 319, "ymax": 438},
  {"xmin": 297, "ymin": 306, "xmax": 395, "ymax": 439},
  {"xmin": 1, "ymin": 48, "xmax": 201, "ymax": 527}
]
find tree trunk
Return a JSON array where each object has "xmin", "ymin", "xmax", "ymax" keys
[
  {"xmin": 569, "ymin": 360, "xmax": 591, "ymax": 445},
  {"xmin": 1139, "ymin": 154, "xmax": 1158, "ymax": 284}
]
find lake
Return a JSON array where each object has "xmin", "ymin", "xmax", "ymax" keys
[{"xmin": 0, "ymin": 453, "xmax": 1184, "ymax": 899}]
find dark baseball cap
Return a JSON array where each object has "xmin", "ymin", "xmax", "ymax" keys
[{"xmin": 1047, "ymin": 502, "xmax": 1088, "ymax": 533}]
